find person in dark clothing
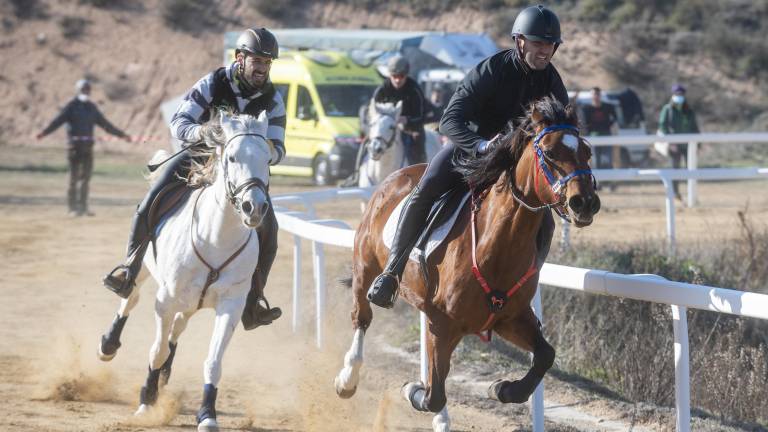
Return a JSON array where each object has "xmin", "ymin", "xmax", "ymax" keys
[
  {"xmin": 367, "ymin": 5, "xmax": 569, "ymax": 309},
  {"xmin": 423, "ymin": 85, "xmax": 446, "ymax": 125},
  {"xmin": 37, "ymin": 79, "xmax": 130, "ymax": 216},
  {"xmin": 102, "ymin": 28, "xmax": 285, "ymax": 331},
  {"xmin": 579, "ymin": 87, "xmax": 618, "ymax": 168},
  {"xmin": 372, "ymin": 55, "xmax": 427, "ymax": 166},
  {"xmin": 658, "ymin": 83, "xmax": 700, "ymax": 199}
]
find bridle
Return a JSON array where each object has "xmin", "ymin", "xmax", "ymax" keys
[
  {"xmin": 368, "ymin": 111, "xmax": 398, "ymax": 155},
  {"xmin": 220, "ymin": 132, "xmax": 270, "ymax": 210},
  {"xmin": 510, "ymin": 124, "xmax": 595, "ymax": 222}
]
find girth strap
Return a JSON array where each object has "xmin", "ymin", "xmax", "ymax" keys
[{"xmin": 190, "ymin": 188, "xmax": 253, "ymax": 309}]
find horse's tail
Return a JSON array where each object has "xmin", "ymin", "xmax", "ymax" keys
[
  {"xmin": 338, "ymin": 274, "xmax": 353, "ymax": 289},
  {"xmin": 146, "ymin": 150, "xmax": 171, "ymax": 186}
]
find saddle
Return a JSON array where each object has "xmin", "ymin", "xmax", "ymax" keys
[
  {"xmin": 147, "ymin": 181, "xmax": 196, "ymax": 255},
  {"xmin": 383, "ymin": 183, "xmax": 470, "ymax": 264}
]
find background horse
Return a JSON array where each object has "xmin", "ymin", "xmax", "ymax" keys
[
  {"xmin": 335, "ymin": 98, "xmax": 600, "ymax": 431},
  {"xmin": 98, "ymin": 111, "xmax": 273, "ymax": 431},
  {"xmin": 359, "ymin": 101, "xmax": 442, "ymax": 187}
]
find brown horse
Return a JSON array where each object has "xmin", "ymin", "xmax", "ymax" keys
[{"xmin": 334, "ymin": 97, "xmax": 600, "ymax": 429}]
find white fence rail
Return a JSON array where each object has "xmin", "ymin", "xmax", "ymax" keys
[
  {"xmin": 586, "ymin": 132, "xmax": 768, "ymax": 207},
  {"xmin": 273, "ymin": 186, "xmax": 768, "ymax": 432}
]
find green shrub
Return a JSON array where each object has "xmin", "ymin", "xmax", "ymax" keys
[
  {"xmin": 58, "ymin": 16, "xmax": 89, "ymax": 40},
  {"xmin": 161, "ymin": 0, "xmax": 217, "ymax": 33}
]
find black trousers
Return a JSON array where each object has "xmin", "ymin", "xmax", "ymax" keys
[{"xmin": 67, "ymin": 143, "xmax": 94, "ymax": 213}]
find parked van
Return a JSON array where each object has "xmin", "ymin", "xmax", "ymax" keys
[{"xmin": 226, "ymin": 46, "xmax": 380, "ymax": 184}]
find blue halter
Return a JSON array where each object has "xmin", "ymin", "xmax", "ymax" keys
[{"xmin": 532, "ymin": 124, "xmax": 593, "ymax": 196}]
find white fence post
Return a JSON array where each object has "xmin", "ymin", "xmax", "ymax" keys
[
  {"xmin": 312, "ymin": 241, "xmax": 326, "ymax": 348},
  {"xmin": 671, "ymin": 304, "xmax": 691, "ymax": 432},
  {"xmin": 659, "ymin": 175, "xmax": 677, "ymax": 255},
  {"xmin": 687, "ymin": 141, "xmax": 698, "ymax": 207},
  {"xmin": 292, "ymin": 235, "xmax": 302, "ymax": 333},
  {"xmin": 530, "ymin": 288, "xmax": 545, "ymax": 432}
]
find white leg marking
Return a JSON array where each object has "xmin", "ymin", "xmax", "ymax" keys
[
  {"xmin": 335, "ymin": 328, "xmax": 365, "ymax": 397},
  {"xmin": 432, "ymin": 406, "xmax": 451, "ymax": 432}
]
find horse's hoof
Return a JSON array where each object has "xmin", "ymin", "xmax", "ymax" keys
[
  {"xmin": 488, "ymin": 378, "xmax": 529, "ymax": 404},
  {"xmin": 334, "ymin": 375, "xmax": 357, "ymax": 399},
  {"xmin": 401, "ymin": 381, "xmax": 426, "ymax": 410},
  {"xmin": 432, "ymin": 407, "xmax": 451, "ymax": 432},
  {"xmin": 198, "ymin": 417, "xmax": 219, "ymax": 432},
  {"xmin": 98, "ymin": 335, "xmax": 121, "ymax": 361},
  {"xmin": 134, "ymin": 404, "xmax": 151, "ymax": 417}
]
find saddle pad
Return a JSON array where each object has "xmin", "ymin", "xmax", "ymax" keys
[{"xmin": 382, "ymin": 191, "xmax": 470, "ymax": 263}]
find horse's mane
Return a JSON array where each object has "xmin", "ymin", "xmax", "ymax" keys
[
  {"xmin": 187, "ymin": 115, "xmax": 226, "ymax": 187},
  {"xmin": 454, "ymin": 97, "xmax": 576, "ymax": 192},
  {"xmin": 187, "ymin": 110, "xmax": 263, "ymax": 187}
]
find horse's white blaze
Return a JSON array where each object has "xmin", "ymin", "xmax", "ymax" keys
[{"xmin": 562, "ymin": 134, "xmax": 579, "ymax": 152}]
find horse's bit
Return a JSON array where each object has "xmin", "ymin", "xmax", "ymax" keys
[
  {"xmin": 221, "ymin": 132, "xmax": 270, "ymax": 210},
  {"xmin": 511, "ymin": 124, "xmax": 595, "ymax": 222}
]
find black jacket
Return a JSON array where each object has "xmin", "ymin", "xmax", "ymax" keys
[
  {"xmin": 40, "ymin": 98, "xmax": 126, "ymax": 144},
  {"xmin": 439, "ymin": 49, "xmax": 568, "ymax": 156},
  {"xmin": 372, "ymin": 77, "xmax": 425, "ymax": 132}
]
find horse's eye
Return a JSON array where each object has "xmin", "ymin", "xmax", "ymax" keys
[
  {"xmin": 544, "ymin": 149, "xmax": 555, "ymax": 159},
  {"xmin": 228, "ymin": 155, "xmax": 235, "ymax": 163}
]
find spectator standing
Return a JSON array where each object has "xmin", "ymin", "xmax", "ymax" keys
[
  {"xmin": 658, "ymin": 83, "xmax": 700, "ymax": 199},
  {"xmin": 36, "ymin": 79, "xmax": 131, "ymax": 216},
  {"xmin": 579, "ymin": 87, "xmax": 618, "ymax": 168}
]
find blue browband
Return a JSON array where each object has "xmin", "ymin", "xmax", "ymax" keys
[{"xmin": 532, "ymin": 124, "xmax": 593, "ymax": 195}]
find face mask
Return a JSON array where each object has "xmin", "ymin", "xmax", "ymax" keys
[
  {"xmin": 77, "ymin": 93, "xmax": 89, "ymax": 102},
  {"xmin": 671, "ymin": 95, "xmax": 685, "ymax": 105}
]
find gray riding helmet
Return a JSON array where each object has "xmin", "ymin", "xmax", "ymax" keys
[
  {"xmin": 510, "ymin": 5, "xmax": 562, "ymax": 44},
  {"xmin": 236, "ymin": 28, "xmax": 279, "ymax": 59},
  {"xmin": 387, "ymin": 55, "xmax": 410, "ymax": 75}
]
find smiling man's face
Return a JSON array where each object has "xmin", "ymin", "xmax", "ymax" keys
[
  {"xmin": 239, "ymin": 52, "xmax": 272, "ymax": 88},
  {"xmin": 518, "ymin": 37, "xmax": 555, "ymax": 70}
]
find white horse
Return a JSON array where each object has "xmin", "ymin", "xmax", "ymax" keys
[
  {"xmin": 359, "ymin": 101, "xmax": 442, "ymax": 187},
  {"xmin": 98, "ymin": 111, "xmax": 274, "ymax": 431}
]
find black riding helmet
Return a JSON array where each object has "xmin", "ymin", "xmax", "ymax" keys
[
  {"xmin": 511, "ymin": 5, "xmax": 562, "ymax": 44},
  {"xmin": 236, "ymin": 28, "xmax": 279, "ymax": 59}
]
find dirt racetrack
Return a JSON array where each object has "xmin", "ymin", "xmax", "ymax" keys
[{"xmin": 1, "ymin": 146, "xmax": 766, "ymax": 432}]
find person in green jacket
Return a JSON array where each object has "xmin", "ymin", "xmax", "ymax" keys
[{"xmin": 658, "ymin": 83, "xmax": 699, "ymax": 199}]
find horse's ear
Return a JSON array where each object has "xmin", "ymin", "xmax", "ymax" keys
[
  {"xmin": 531, "ymin": 103, "xmax": 544, "ymax": 126},
  {"xmin": 257, "ymin": 109, "xmax": 268, "ymax": 124},
  {"xmin": 565, "ymin": 103, "xmax": 579, "ymax": 125}
]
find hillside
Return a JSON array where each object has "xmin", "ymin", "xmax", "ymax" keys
[{"xmin": 1, "ymin": 0, "xmax": 766, "ymax": 155}]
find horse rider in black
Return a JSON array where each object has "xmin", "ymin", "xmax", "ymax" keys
[
  {"xmin": 37, "ymin": 79, "xmax": 131, "ymax": 217},
  {"xmin": 367, "ymin": 5, "xmax": 569, "ymax": 309},
  {"xmin": 103, "ymin": 28, "xmax": 286, "ymax": 330},
  {"xmin": 372, "ymin": 55, "xmax": 427, "ymax": 166}
]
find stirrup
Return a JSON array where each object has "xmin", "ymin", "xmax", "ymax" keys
[
  {"xmin": 242, "ymin": 297, "xmax": 282, "ymax": 331},
  {"xmin": 367, "ymin": 272, "xmax": 400, "ymax": 309},
  {"xmin": 103, "ymin": 265, "xmax": 135, "ymax": 299}
]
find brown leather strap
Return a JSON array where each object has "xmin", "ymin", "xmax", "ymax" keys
[{"xmin": 190, "ymin": 188, "xmax": 254, "ymax": 309}]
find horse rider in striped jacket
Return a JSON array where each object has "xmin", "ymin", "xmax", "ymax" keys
[{"xmin": 103, "ymin": 28, "xmax": 285, "ymax": 330}]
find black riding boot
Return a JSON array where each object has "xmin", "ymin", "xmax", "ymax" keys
[
  {"xmin": 104, "ymin": 152, "xmax": 192, "ymax": 299},
  {"xmin": 103, "ymin": 210, "xmax": 150, "ymax": 299},
  {"xmin": 241, "ymin": 200, "xmax": 282, "ymax": 330},
  {"xmin": 367, "ymin": 185, "xmax": 432, "ymax": 309}
]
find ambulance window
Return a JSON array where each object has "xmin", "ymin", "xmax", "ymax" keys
[
  {"xmin": 274, "ymin": 84, "xmax": 289, "ymax": 102},
  {"xmin": 296, "ymin": 86, "xmax": 317, "ymax": 120}
]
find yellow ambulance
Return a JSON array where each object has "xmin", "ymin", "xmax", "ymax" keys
[{"xmin": 225, "ymin": 44, "xmax": 380, "ymax": 184}]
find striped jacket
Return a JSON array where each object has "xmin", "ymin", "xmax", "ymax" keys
[{"xmin": 170, "ymin": 62, "xmax": 286, "ymax": 164}]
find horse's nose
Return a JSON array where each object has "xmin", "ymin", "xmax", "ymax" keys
[
  {"xmin": 260, "ymin": 201, "xmax": 269, "ymax": 216},
  {"xmin": 241, "ymin": 201, "xmax": 253, "ymax": 216},
  {"xmin": 590, "ymin": 194, "xmax": 601, "ymax": 214},
  {"xmin": 568, "ymin": 193, "xmax": 601, "ymax": 215}
]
